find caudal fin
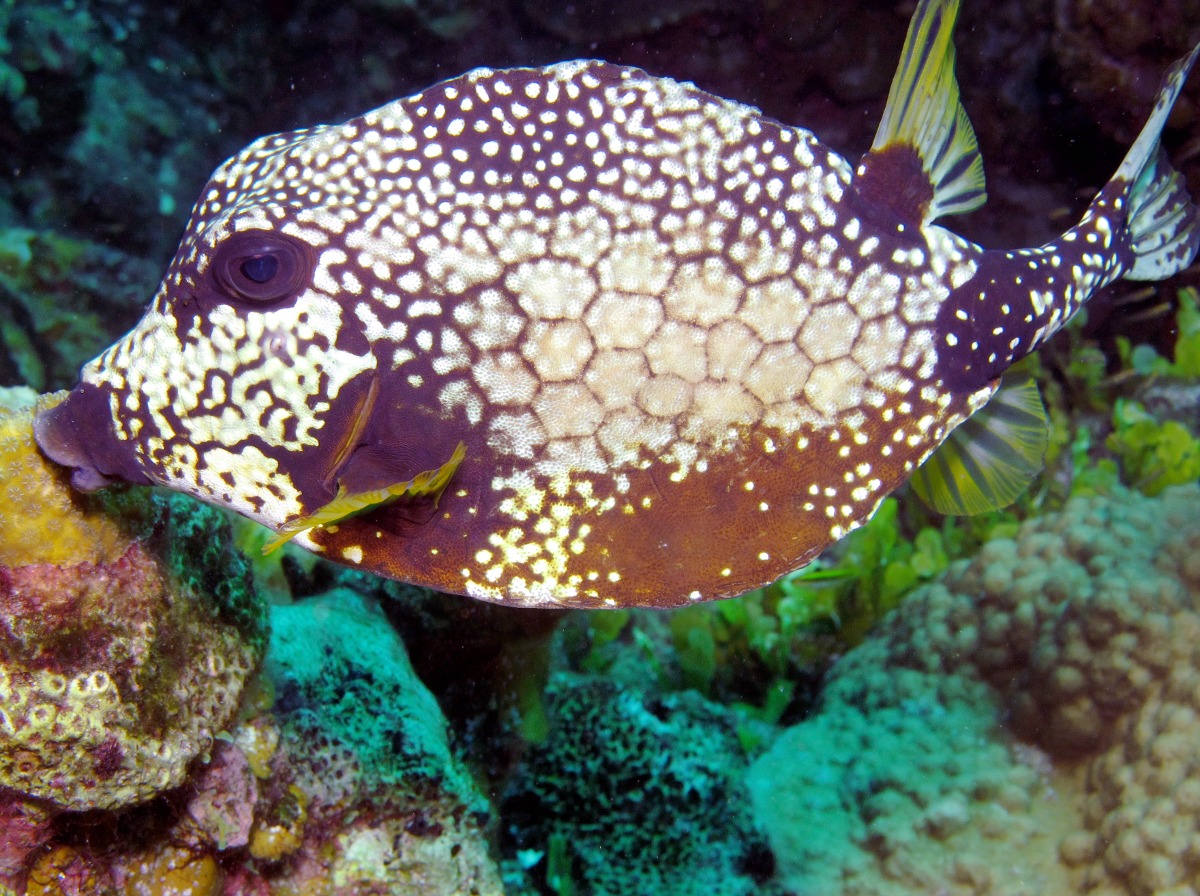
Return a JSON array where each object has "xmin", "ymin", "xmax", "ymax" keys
[{"xmin": 1116, "ymin": 45, "xmax": 1200, "ymax": 281}]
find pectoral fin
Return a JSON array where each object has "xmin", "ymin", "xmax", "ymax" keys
[{"xmin": 263, "ymin": 441, "xmax": 467, "ymax": 554}]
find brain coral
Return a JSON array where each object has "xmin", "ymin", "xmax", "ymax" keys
[
  {"xmin": 748, "ymin": 483, "xmax": 1200, "ymax": 896},
  {"xmin": 0, "ymin": 389, "xmax": 267, "ymax": 812}
]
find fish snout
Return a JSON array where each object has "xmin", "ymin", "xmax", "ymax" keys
[{"xmin": 34, "ymin": 386, "xmax": 149, "ymax": 492}]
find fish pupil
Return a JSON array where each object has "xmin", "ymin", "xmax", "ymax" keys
[
  {"xmin": 212, "ymin": 230, "xmax": 312, "ymax": 303},
  {"xmin": 241, "ymin": 253, "xmax": 279, "ymax": 283}
]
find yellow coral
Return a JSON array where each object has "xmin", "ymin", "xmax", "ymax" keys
[
  {"xmin": 231, "ymin": 714, "xmax": 280, "ymax": 779},
  {"xmin": 248, "ymin": 785, "xmax": 307, "ymax": 862},
  {"xmin": 0, "ymin": 391, "xmax": 138, "ymax": 567},
  {"xmin": 120, "ymin": 845, "xmax": 223, "ymax": 896},
  {"xmin": 1, "ymin": 545, "xmax": 260, "ymax": 809},
  {"xmin": 24, "ymin": 845, "xmax": 107, "ymax": 896},
  {"xmin": 0, "ymin": 392, "xmax": 266, "ymax": 812}
]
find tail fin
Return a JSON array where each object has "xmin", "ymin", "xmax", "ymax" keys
[{"xmin": 1116, "ymin": 45, "xmax": 1200, "ymax": 281}]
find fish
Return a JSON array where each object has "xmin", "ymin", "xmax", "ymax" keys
[{"xmin": 34, "ymin": 0, "xmax": 1200, "ymax": 609}]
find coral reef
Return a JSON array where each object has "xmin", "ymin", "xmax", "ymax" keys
[
  {"xmin": 0, "ymin": 388, "xmax": 500, "ymax": 893},
  {"xmin": 0, "ymin": 2, "xmax": 218, "ymax": 261},
  {"xmin": 0, "ymin": 581, "xmax": 503, "ymax": 894},
  {"xmin": 748, "ymin": 483, "xmax": 1200, "ymax": 895},
  {"xmin": 0, "ymin": 389, "xmax": 267, "ymax": 814},
  {"xmin": 504, "ymin": 672, "xmax": 780, "ymax": 896},
  {"xmin": 2, "ymin": 1, "xmax": 1199, "ymax": 891},
  {"xmin": 519, "ymin": 0, "xmax": 722, "ymax": 42}
]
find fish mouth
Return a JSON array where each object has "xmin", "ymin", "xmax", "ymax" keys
[{"xmin": 33, "ymin": 385, "xmax": 149, "ymax": 492}]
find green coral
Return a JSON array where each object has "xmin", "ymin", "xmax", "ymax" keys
[
  {"xmin": 265, "ymin": 588, "xmax": 483, "ymax": 809},
  {"xmin": 1068, "ymin": 291, "xmax": 1200, "ymax": 496},
  {"xmin": 0, "ymin": 0, "xmax": 116, "ymax": 132},
  {"xmin": 260, "ymin": 589, "xmax": 504, "ymax": 894},
  {"xmin": 156, "ymin": 493, "xmax": 269, "ymax": 659},
  {"xmin": 1023, "ymin": 286, "xmax": 1200, "ymax": 507},
  {"xmin": 1169, "ymin": 286, "xmax": 1200, "ymax": 376},
  {"xmin": 1115, "ymin": 287, "xmax": 1200, "ymax": 380}
]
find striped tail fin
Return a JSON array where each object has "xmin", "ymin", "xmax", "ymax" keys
[{"xmin": 1116, "ymin": 45, "xmax": 1200, "ymax": 281}]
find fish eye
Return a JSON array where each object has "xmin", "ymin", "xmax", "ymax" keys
[{"xmin": 213, "ymin": 231, "xmax": 312, "ymax": 302}]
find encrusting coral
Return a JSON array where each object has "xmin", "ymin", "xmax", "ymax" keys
[
  {"xmin": 0, "ymin": 588, "xmax": 501, "ymax": 896},
  {"xmin": 0, "ymin": 388, "xmax": 267, "ymax": 815},
  {"xmin": 504, "ymin": 672, "xmax": 780, "ymax": 896},
  {"xmin": 0, "ymin": 387, "xmax": 143, "ymax": 568},
  {"xmin": 748, "ymin": 483, "xmax": 1200, "ymax": 896}
]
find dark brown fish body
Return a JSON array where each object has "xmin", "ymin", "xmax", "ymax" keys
[{"xmin": 34, "ymin": 7, "xmax": 1200, "ymax": 608}]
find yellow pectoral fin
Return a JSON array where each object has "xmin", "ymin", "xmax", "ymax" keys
[
  {"xmin": 262, "ymin": 441, "xmax": 467, "ymax": 555},
  {"xmin": 405, "ymin": 440, "xmax": 467, "ymax": 503}
]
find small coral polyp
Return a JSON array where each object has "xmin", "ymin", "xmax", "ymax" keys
[{"xmin": 0, "ymin": 389, "xmax": 266, "ymax": 811}]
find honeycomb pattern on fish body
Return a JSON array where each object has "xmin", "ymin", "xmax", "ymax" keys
[
  {"xmin": 78, "ymin": 63, "xmax": 987, "ymax": 606},
  {"xmin": 36, "ymin": 0, "xmax": 1200, "ymax": 609}
]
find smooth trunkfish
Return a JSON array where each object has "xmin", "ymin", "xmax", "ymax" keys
[{"xmin": 35, "ymin": 0, "xmax": 1200, "ymax": 608}]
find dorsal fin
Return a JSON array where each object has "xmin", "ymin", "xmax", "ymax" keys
[{"xmin": 855, "ymin": 0, "xmax": 985, "ymax": 226}]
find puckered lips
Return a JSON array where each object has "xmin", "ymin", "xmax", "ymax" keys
[{"xmin": 34, "ymin": 385, "xmax": 150, "ymax": 492}]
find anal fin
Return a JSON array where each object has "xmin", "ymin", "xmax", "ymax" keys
[{"xmin": 910, "ymin": 376, "xmax": 1049, "ymax": 516}]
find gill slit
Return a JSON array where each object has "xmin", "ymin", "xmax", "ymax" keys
[{"xmin": 320, "ymin": 374, "xmax": 380, "ymax": 490}]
